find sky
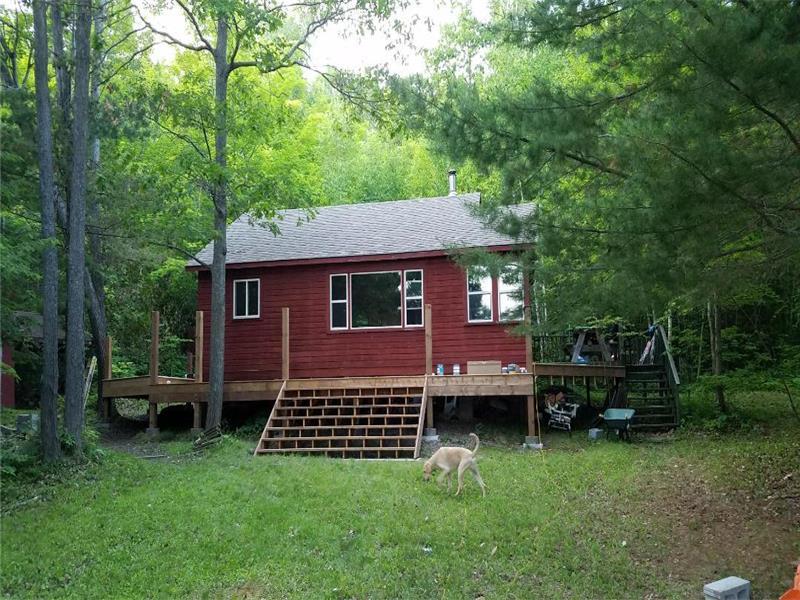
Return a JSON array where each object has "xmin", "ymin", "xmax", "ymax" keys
[{"xmin": 134, "ymin": 0, "xmax": 491, "ymax": 76}]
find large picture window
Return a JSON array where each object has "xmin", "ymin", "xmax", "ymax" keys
[
  {"xmin": 330, "ymin": 274, "xmax": 348, "ymax": 329},
  {"xmin": 350, "ymin": 272, "xmax": 402, "ymax": 328},
  {"xmin": 404, "ymin": 270, "xmax": 423, "ymax": 327},
  {"xmin": 499, "ymin": 264, "xmax": 524, "ymax": 322},
  {"xmin": 233, "ymin": 279, "xmax": 260, "ymax": 319},
  {"xmin": 330, "ymin": 270, "xmax": 424, "ymax": 330},
  {"xmin": 467, "ymin": 266, "xmax": 493, "ymax": 322}
]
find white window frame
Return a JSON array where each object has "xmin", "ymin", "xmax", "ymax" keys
[
  {"xmin": 466, "ymin": 267, "xmax": 494, "ymax": 323},
  {"xmin": 498, "ymin": 263, "xmax": 524, "ymax": 323},
  {"xmin": 330, "ymin": 273, "xmax": 349, "ymax": 330},
  {"xmin": 403, "ymin": 269, "xmax": 424, "ymax": 328},
  {"xmin": 232, "ymin": 278, "xmax": 260, "ymax": 319},
  {"xmin": 349, "ymin": 270, "xmax": 404, "ymax": 330}
]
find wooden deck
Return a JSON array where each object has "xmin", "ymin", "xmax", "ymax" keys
[
  {"xmin": 99, "ymin": 310, "xmax": 629, "ymax": 443},
  {"xmin": 102, "ymin": 364, "xmax": 625, "ymax": 404}
]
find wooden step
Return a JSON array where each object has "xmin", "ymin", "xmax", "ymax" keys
[
  {"xmin": 275, "ymin": 403, "xmax": 421, "ymax": 411},
  {"xmin": 255, "ymin": 447, "xmax": 416, "ymax": 456},
  {"xmin": 266, "ymin": 423, "xmax": 417, "ymax": 431},
  {"xmin": 254, "ymin": 379, "xmax": 429, "ymax": 459}
]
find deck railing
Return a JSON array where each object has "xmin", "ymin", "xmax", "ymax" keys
[{"xmin": 655, "ymin": 325, "xmax": 681, "ymax": 422}]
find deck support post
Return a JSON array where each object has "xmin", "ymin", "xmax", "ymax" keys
[
  {"xmin": 422, "ymin": 304, "xmax": 439, "ymax": 441},
  {"xmin": 190, "ymin": 311, "xmax": 205, "ymax": 436},
  {"xmin": 146, "ymin": 402, "xmax": 159, "ymax": 438},
  {"xmin": 524, "ymin": 394, "xmax": 542, "ymax": 449},
  {"xmin": 282, "ymin": 307, "xmax": 290, "ymax": 380},
  {"xmin": 147, "ymin": 311, "xmax": 160, "ymax": 437},
  {"xmin": 422, "ymin": 304, "xmax": 437, "ymax": 439},
  {"xmin": 191, "ymin": 402, "xmax": 203, "ymax": 436}
]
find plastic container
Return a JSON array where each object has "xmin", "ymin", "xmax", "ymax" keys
[
  {"xmin": 453, "ymin": 364, "xmax": 461, "ymax": 375},
  {"xmin": 436, "ymin": 364, "xmax": 444, "ymax": 376}
]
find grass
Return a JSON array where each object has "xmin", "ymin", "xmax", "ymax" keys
[{"xmin": 1, "ymin": 392, "xmax": 798, "ymax": 599}]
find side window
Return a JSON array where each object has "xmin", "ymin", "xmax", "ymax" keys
[
  {"xmin": 330, "ymin": 274, "xmax": 348, "ymax": 330},
  {"xmin": 467, "ymin": 266, "xmax": 493, "ymax": 322},
  {"xmin": 499, "ymin": 264, "xmax": 524, "ymax": 322},
  {"xmin": 233, "ymin": 279, "xmax": 260, "ymax": 319},
  {"xmin": 404, "ymin": 270, "xmax": 423, "ymax": 327}
]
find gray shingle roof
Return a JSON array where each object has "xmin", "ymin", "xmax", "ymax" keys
[{"xmin": 190, "ymin": 193, "xmax": 526, "ymax": 267}]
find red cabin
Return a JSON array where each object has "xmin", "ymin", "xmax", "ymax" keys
[
  {"xmin": 101, "ymin": 187, "xmax": 633, "ymax": 456},
  {"xmin": 188, "ymin": 192, "xmax": 530, "ymax": 381}
]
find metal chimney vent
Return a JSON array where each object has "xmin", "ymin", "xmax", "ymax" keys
[{"xmin": 448, "ymin": 169, "xmax": 457, "ymax": 196}]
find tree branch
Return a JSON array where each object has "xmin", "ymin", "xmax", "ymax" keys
[
  {"xmin": 681, "ymin": 41, "xmax": 800, "ymax": 153},
  {"xmin": 145, "ymin": 114, "xmax": 210, "ymax": 160},
  {"xmin": 133, "ymin": 5, "xmax": 211, "ymax": 53},
  {"xmin": 173, "ymin": 0, "xmax": 214, "ymax": 52}
]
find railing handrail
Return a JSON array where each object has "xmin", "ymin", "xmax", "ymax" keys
[{"xmin": 656, "ymin": 325, "xmax": 680, "ymax": 387}]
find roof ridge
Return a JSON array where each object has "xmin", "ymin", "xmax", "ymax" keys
[{"xmin": 240, "ymin": 192, "xmax": 481, "ymax": 222}]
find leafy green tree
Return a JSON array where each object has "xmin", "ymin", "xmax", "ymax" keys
[
  {"xmin": 394, "ymin": 0, "xmax": 800, "ymax": 410},
  {"xmin": 138, "ymin": 0, "xmax": 407, "ymax": 431}
]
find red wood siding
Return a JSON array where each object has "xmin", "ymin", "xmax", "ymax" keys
[{"xmin": 196, "ymin": 255, "xmax": 526, "ymax": 380}]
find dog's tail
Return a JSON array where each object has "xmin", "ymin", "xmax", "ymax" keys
[{"xmin": 469, "ymin": 432, "xmax": 480, "ymax": 456}]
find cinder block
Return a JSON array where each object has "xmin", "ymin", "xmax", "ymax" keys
[{"xmin": 703, "ymin": 576, "xmax": 750, "ymax": 600}]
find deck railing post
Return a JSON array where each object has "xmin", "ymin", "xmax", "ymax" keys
[
  {"xmin": 100, "ymin": 336, "xmax": 113, "ymax": 420},
  {"xmin": 147, "ymin": 311, "xmax": 160, "ymax": 438},
  {"xmin": 103, "ymin": 336, "xmax": 113, "ymax": 380},
  {"xmin": 424, "ymin": 304, "xmax": 432, "ymax": 375},
  {"xmin": 149, "ymin": 310, "xmax": 160, "ymax": 385},
  {"xmin": 194, "ymin": 310, "xmax": 204, "ymax": 383},
  {"xmin": 282, "ymin": 307, "xmax": 290, "ymax": 380},
  {"xmin": 523, "ymin": 273, "xmax": 534, "ymax": 371}
]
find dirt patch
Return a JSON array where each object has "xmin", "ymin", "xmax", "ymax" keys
[{"xmin": 630, "ymin": 458, "xmax": 799, "ymax": 598}]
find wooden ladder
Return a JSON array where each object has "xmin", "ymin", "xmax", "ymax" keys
[{"xmin": 254, "ymin": 378, "xmax": 427, "ymax": 459}]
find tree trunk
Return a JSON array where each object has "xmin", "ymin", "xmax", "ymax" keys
[
  {"xmin": 707, "ymin": 298, "xmax": 727, "ymax": 413},
  {"xmin": 51, "ymin": 0, "xmax": 71, "ymax": 134},
  {"xmin": 205, "ymin": 16, "xmax": 229, "ymax": 431},
  {"xmin": 64, "ymin": 0, "xmax": 92, "ymax": 449},
  {"xmin": 32, "ymin": 0, "xmax": 61, "ymax": 462},
  {"xmin": 89, "ymin": 0, "xmax": 109, "ymax": 417}
]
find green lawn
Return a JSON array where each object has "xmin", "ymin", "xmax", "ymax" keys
[{"xmin": 1, "ymin": 394, "xmax": 798, "ymax": 599}]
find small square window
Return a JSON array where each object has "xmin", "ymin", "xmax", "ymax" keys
[{"xmin": 233, "ymin": 279, "xmax": 260, "ymax": 319}]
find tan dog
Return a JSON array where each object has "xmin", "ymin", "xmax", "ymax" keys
[{"xmin": 422, "ymin": 433, "xmax": 486, "ymax": 497}]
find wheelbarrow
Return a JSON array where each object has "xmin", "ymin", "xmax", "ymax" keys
[{"xmin": 601, "ymin": 408, "xmax": 635, "ymax": 442}]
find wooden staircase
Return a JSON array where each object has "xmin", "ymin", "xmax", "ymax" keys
[
  {"xmin": 625, "ymin": 365, "xmax": 679, "ymax": 430},
  {"xmin": 254, "ymin": 377, "xmax": 428, "ymax": 459}
]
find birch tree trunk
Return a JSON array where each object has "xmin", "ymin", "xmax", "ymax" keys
[
  {"xmin": 205, "ymin": 16, "xmax": 229, "ymax": 431},
  {"xmin": 64, "ymin": 0, "xmax": 92, "ymax": 449},
  {"xmin": 32, "ymin": 0, "xmax": 61, "ymax": 462}
]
